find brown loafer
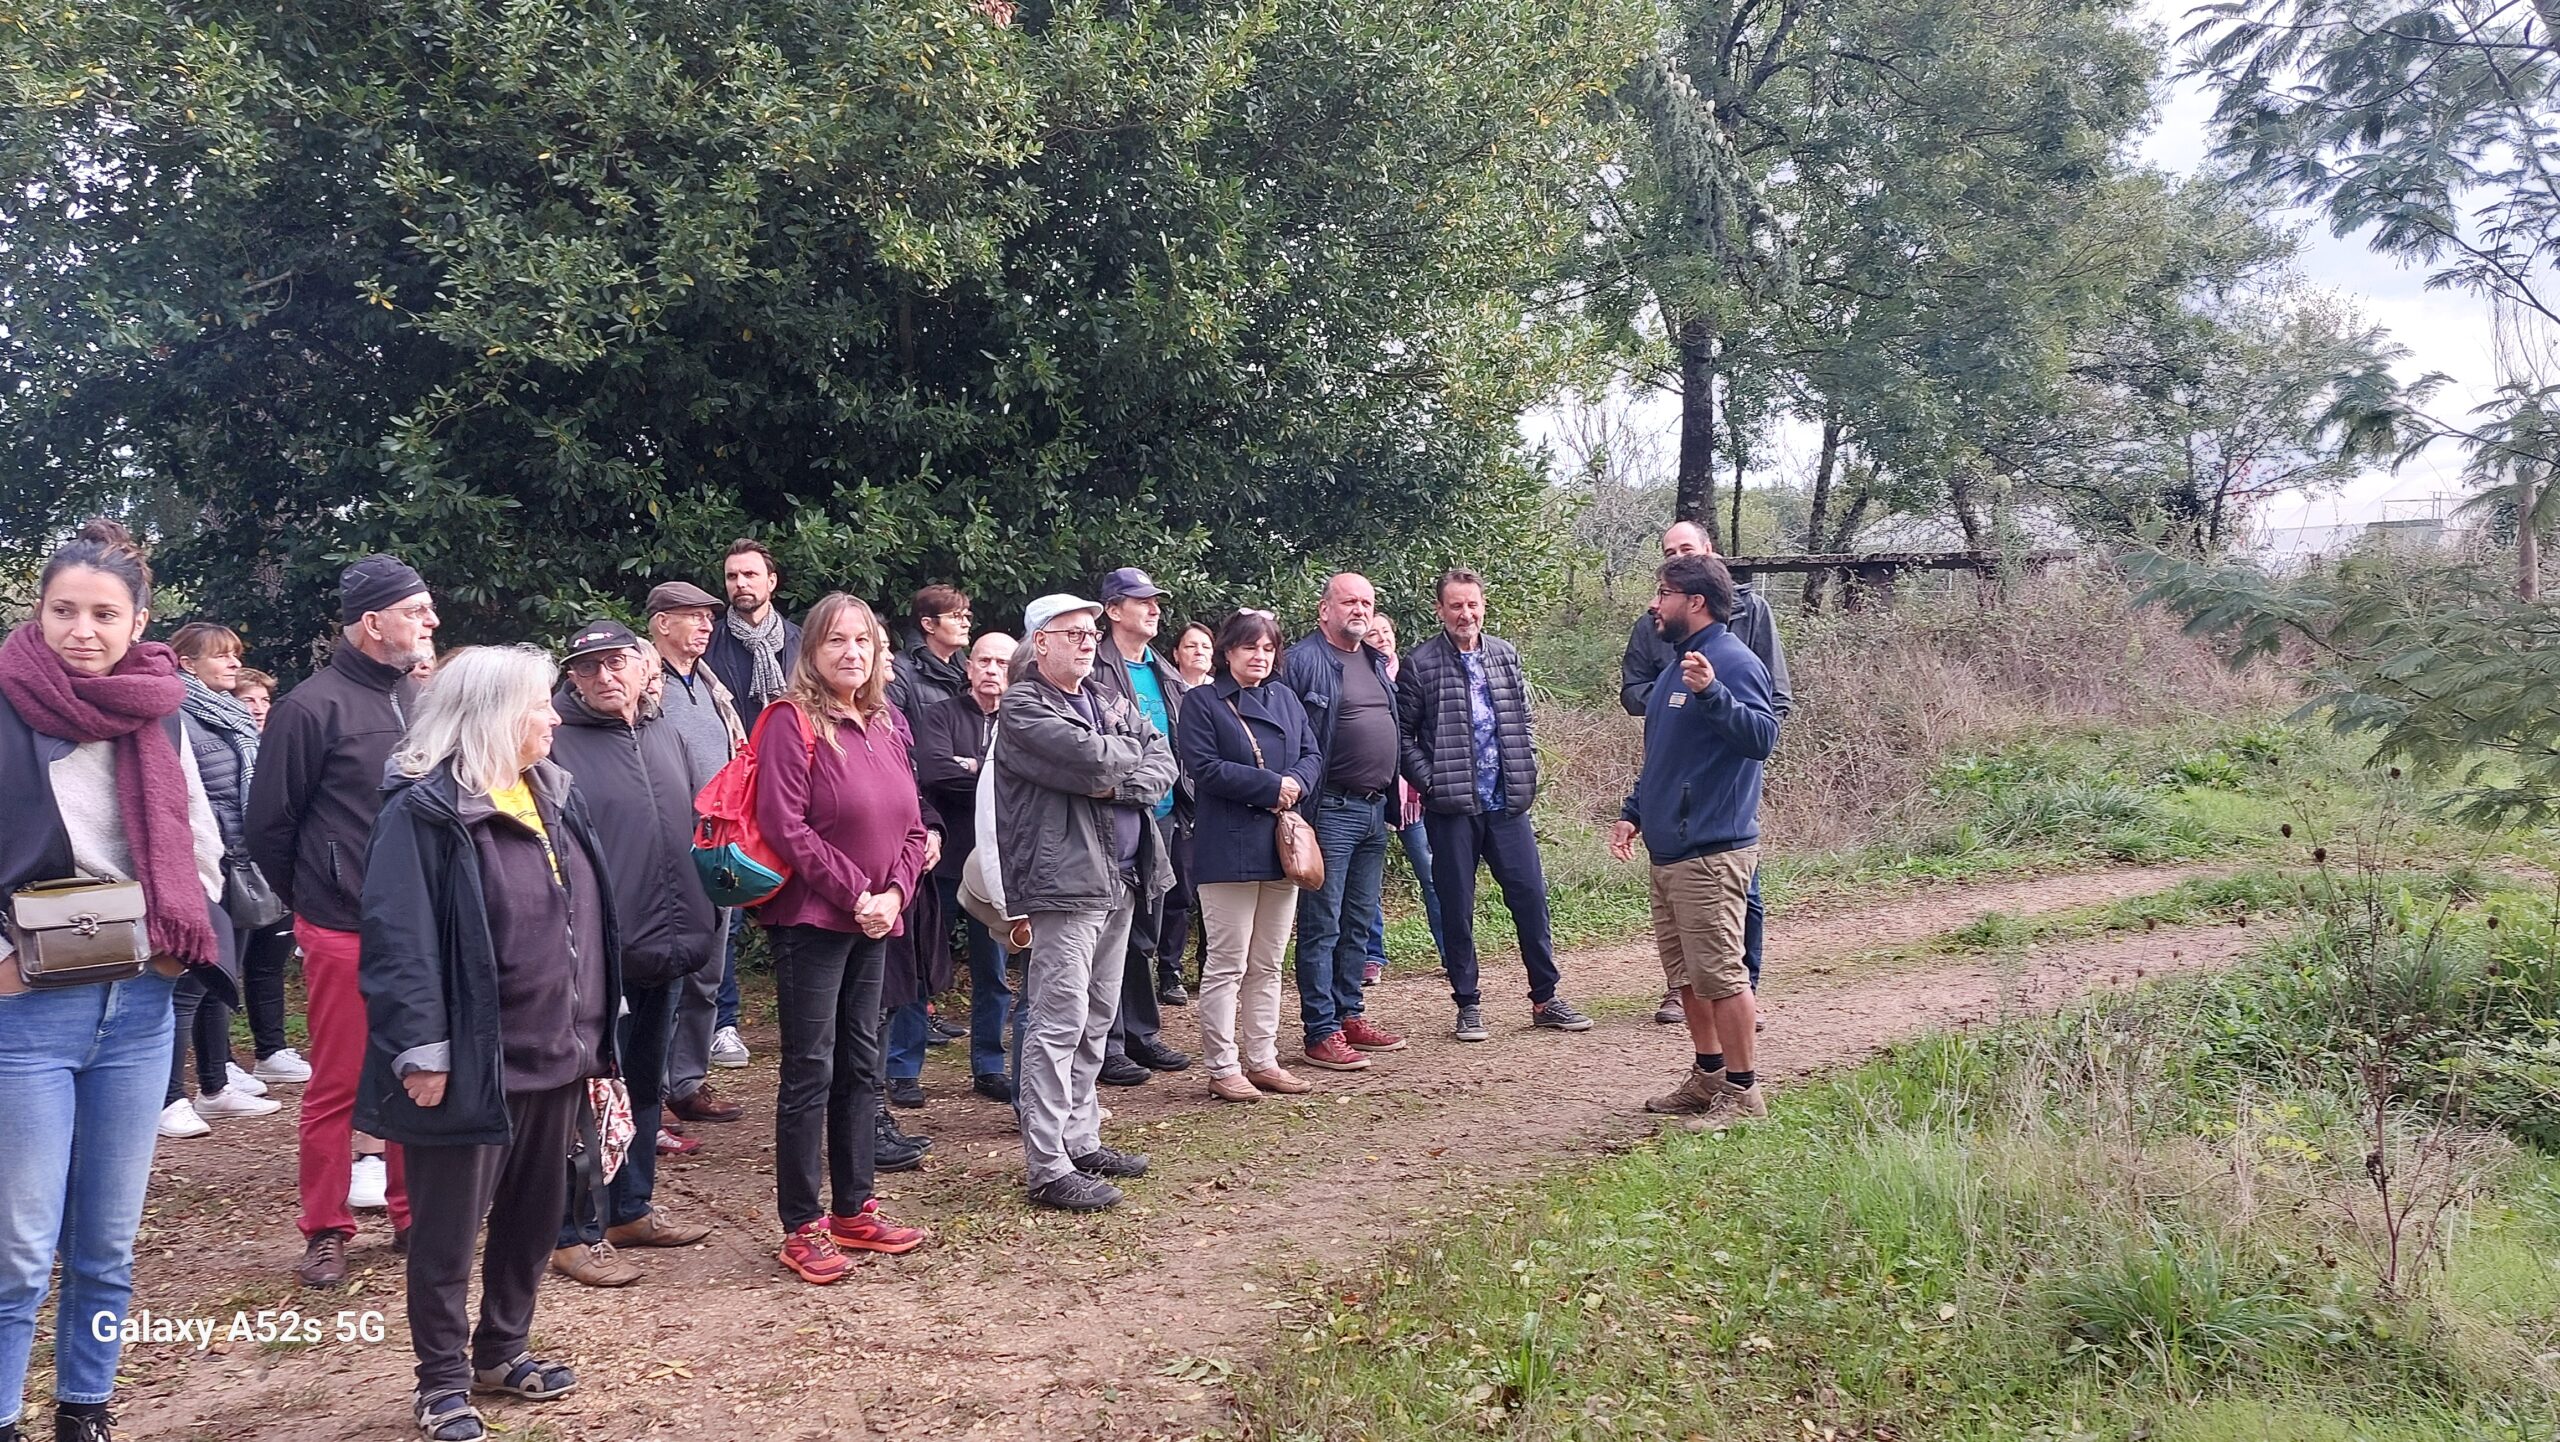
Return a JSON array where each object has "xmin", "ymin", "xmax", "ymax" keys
[
  {"xmin": 1246, "ymin": 1066, "xmax": 1313, "ymax": 1094},
  {"xmin": 606, "ymin": 1210, "xmax": 711, "ymax": 1248},
  {"xmin": 550, "ymin": 1240, "xmax": 641, "ymax": 1287},
  {"xmin": 668, "ymin": 1084, "xmax": 743, "ymax": 1124},
  {"xmin": 1208, "ymin": 1074, "xmax": 1262, "ymax": 1103},
  {"xmin": 294, "ymin": 1230, "xmax": 350, "ymax": 1289}
]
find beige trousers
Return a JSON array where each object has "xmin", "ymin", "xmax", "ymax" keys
[{"xmin": 1194, "ymin": 879, "xmax": 1298, "ymax": 1078}]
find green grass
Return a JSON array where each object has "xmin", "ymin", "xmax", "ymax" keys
[{"xmin": 1241, "ymin": 939, "xmax": 2560, "ymax": 1442}]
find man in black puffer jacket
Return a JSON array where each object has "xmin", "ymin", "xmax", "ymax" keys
[
  {"xmin": 1396, "ymin": 569, "xmax": 1594, "ymax": 1045},
  {"xmin": 542, "ymin": 621, "xmax": 717, "ymax": 1287}
]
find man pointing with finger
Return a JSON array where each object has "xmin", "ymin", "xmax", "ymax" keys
[{"xmin": 1611, "ymin": 553, "xmax": 1777, "ymax": 1128}]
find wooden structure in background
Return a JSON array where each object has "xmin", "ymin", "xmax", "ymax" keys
[{"xmin": 1722, "ymin": 549, "xmax": 2079, "ymax": 609}]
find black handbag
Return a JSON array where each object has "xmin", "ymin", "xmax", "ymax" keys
[{"xmin": 220, "ymin": 856, "xmax": 286, "ymax": 930}]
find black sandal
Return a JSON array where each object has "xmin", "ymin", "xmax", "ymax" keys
[
  {"xmin": 471, "ymin": 1352, "xmax": 578, "ymax": 1401},
  {"xmin": 415, "ymin": 1390, "xmax": 486, "ymax": 1442}
]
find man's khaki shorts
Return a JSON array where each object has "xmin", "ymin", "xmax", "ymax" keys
[{"xmin": 1649, "ymin": 846, "xmax": 1758, "ymax": 1002}]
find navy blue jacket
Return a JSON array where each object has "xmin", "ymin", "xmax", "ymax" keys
[
  {"xmin": 1276, "ymin": 631, "xmax": 1398, "ymax": 796},
  {"xmin": 1174, "ymin": 675, "xmax": 1323, "ymax": 886},
  {"xmin": 1621, "ymin": 621, "xmax": 1777, "ymax": 864},
  {"xmin": 703, "ymin": 613, "xmax": 802, "ymax": 731}
]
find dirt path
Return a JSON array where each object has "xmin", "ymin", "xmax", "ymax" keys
[{"xmin": 106, "ymin": 863, "xmax": 2257, "ymax": 1442}]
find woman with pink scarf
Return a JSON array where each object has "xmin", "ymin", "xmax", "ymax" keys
[{"xmin": 0, "ymin": 519, "xmax": 225, "ymax": 1442}]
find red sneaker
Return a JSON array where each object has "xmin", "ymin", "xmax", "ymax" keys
[
  {"xmin": 1340, "ymin": 1017, "xmax": 1407, "ymax": 1052},
  {"xmin": 829, "ymin": 1198, "xmax": 929, "ymax": 1255},
  {"xmin": 778, "ymin": 1221, "xmax": 849, "ymax": 1284},
  {"xmin": 1303, "ymin": 1033, "xmax": 1372, "ymax": 1071},
  {"xmin": 656, "ymin": 1128, "xmax": 700, "ymax": 1156}
]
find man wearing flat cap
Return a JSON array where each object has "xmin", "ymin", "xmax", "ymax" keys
[
  {"xmin": 246, "ymin": 553, "xmax": 438, "ymax": 1288},
  {"xmin": 643, "ymin": 580, "xmax": 758, "ymax": 1114}
]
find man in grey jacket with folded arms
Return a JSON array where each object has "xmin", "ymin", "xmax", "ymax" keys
[{"xmin": 995, "ymin": 593, "xmax": 1181, "ymax": 1212}]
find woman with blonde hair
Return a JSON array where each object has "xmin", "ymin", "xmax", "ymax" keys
[
  {"xmin": 358, "ymin": 645, "xmax": 618, "ymax": 1442},
  {"xmin": 753, "ymin": 593, "xmax": 931, "ymax": 1283}
]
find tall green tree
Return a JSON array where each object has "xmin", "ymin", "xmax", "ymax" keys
[{"xmin": 0, "ymin": 0, "xmax": 1635, "ymax": 663}]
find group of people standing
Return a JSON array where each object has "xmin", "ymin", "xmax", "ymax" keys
[{"xmin": 0, "ymin": 515, "xmax": 1786, "ymax": 1442}]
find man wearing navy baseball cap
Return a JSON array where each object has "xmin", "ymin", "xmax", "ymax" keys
[{"xmin": 1084, "ymin": 567, "xmax": 1196, "ymax": 1085}]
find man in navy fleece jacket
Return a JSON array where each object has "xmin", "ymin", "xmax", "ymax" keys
[{"xmin": 1610, "ymin": 553, "xmax": 1779, "ymax": 1128}]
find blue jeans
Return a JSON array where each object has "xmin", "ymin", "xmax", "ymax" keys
[
  {"xmin": 719, "ymin": 914, "xmax": 744, "ymax": 1031},
  {"xmin": 938, "ymin": 874, "xmax": 1012, "ymax": 1077},
  {"xmin": 886, "ymin": 1001, "xmax": 930, "ymax": 1083},
  {"xmin": 559, "ymin": 979, "xmax": 675, "ymax": 1245},
  {"xmin": 1293, "ymin": 792, "xmax": 1389, "ymax": 1046},
  {"xmin": 1363, "ymin": 819, "xmax": 1447, "ymax": 968},
  {"xmin": 1425, "ymin": 808, "xmax": 1561, "ymax": 1008},
  {"xmin": 0, "ymin": 969, "xmax": 177, "ymax": 1424}
]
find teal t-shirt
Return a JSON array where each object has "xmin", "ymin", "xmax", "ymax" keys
[{"xmin": 1122, "ymin": 652, "xmax": 1177, "ymax": 819}]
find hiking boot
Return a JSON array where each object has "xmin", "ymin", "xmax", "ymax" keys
[
  {"xmin": 929, "ymin": 1013, "xmax": 967, "ymax": 1041},
  {"xmin": 606, "ymin": 1210, "xmax": 710, "ymax": 1248},
  {"xmin": 1532, "ymin": 998, "xmax": 1594, "ymax": 1032},
  {"xmin": 1072, "ymin": 1145, "xmax": 1150, "ymax": 1178},
  {"xmin": 1303, "ymin": 1034, "xmax": 1371, "ymax": 1071},
  {"xmin": 1697, "ymin": 1079, "xmax": 1770, "ymax": 1131},
  {"xmin": 1247, "ymin": 1066, "xmax": 1313, "ymax": 1094},
  {"xmin": 1341, "ymin": 1017, "xmax": 1406, "ymax": 1052},
  {"xmin": 888, "ymin": 1075, "xmax": 925, "ymax": 1108},
  {"xmin": 709, "ymin": 1025, "xmax": 751, "ymax": 1068},
  {"xmin": 1158, "ymin": 976, "xmax": 1190, "ymax": 1006},
  {"xmin": 1654, "ymin": 992, "xmax": 1686, "ymax": 1025},
  {"xmin": 878, "ymin": 1106, "xmax": 932, "ymax": 1152},
  {"xmin": 413, "ymin": 1390, "xmax": 485, "ymax": 1442},
  {"xmin": 53, "ymin": 1406, "xmax": 114, "ymax": 1442},
  {"xmin": 829, "ymin": 1198, "xmax": 928, "ymax": 1255},
  {"xmin": 668, "ymin": 1084, "xmax": 742, "ymax": 1123},
  {"xmin": 1128, "ymin": 1036, "xmax": 1191, "ymax": 1072},
  {"xmin": 1028, "ymin": 1171, "xmax": 1123, "ymax": 1212},
  {"xmin": 873, "ymin": 1113, "xmax": 927, "ymax": 1172},
  {"xmin": 1452, "ymin": 1004, "xmax": 1489, "ymax": 1042},
  {"xmin": 1645, "ymin": 1066, "xmax": 1724, "ymax": 1115},
  {"xmin": 549, "ymin": 1241, "xmax": 640, "ymax": 1287},
  {"xmin": 778, "ymin": 1221, "xmax": 848, "ymax": 1284},
  {"xmin": 1099, "ymin": 1053, "xmax": 1153, "ymax": 1087},
  {"xmin": 295, "ymin": 1231, "xmax": 350, "ymax": 1289},
  {"xmin": 253, "ymin": 1046, "xmax": 314, "ymax": 1085},
  {"xmin": 1209, "ymin": 1073, "xmax": 1262, "ymax": 1103},
  {"xmin": 973, "ymin": 1072, "xmax": 1014, "ymax": 1104}
]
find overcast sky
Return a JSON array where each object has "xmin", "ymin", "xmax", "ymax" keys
[{"xmin": 2137, "ymin": 0, "xmax": 2496, "ymax": 543}]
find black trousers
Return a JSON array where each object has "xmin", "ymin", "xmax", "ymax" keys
[
  {"xmin": 768, "ymin": 924, "xmax": 885, "ymax": 1233},
  {"xmin": 1107, "ymin": 885, "xmax": 1166, "ymax": 1057},
  {"xmin": 166, "ymin": 966, "xmax": 230, "ymax": 1104},
  {"xmin": 403, "ymin": 1083, "xmax": 581, "ymax": 1397},
  {"xmin": 559, "ymin": 978, "xmax": 675, "ymax": 1244},
  {"xmin": 242, "ymin": 921, "xmax": 297, "ymax": 1059},
  {"xmin": 1156, "ymin": 823, "xmax": 1197, "ymax": 987}
]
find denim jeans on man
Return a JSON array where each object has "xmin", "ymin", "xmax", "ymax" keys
[
  {"xmin": 937, "ymin": 874, "xmax": 1011, "ymax": 1076},
  {"xmin": 558, "ymin": 978, "xmax": 676, "ymax": 1245},
  {"xmin": 0, "ymin": 968, "xmax": 176, "ymax": 1428},
  {"xmin": 666, "ymin": 913, "xmax": 737, "ymax": 1104},
  {"xmin": 1293, "ymin": 791, "xmax": 1388, "ymax": 1046},
  {"xmin": 1425, "ymin": 807, "xmax": 1562, "ymax": 1008}
]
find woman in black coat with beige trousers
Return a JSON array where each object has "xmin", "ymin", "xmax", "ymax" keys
[
  {"xmin": 357, "ymin": 645, "xmax": 620, "ymax": 1442},
  {"xmin": 1172, "ymin": 611, "xmax": 1324, "ymax": 1102}
]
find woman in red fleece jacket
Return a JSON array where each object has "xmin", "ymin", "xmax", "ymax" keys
[{"xmin": 752, "ymin": 593, "xmax": 932, "ymax": 1283}]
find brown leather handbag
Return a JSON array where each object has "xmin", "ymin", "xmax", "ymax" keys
[
  {"xmin": 1226, "ymin": 696, "xmax": 1325, "ymax": 890},
  {"xmin": 6, "ymin": 876, "xmax": 151, "ymax": 988}
]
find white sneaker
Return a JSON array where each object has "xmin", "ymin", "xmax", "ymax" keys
[
  {"xmin": 158, "ymin": 1098, "xmax": 211, "ymax": 1139},
  {"xmin": 225, "ymin": 1062, "xmax": 271, "ymax": 1098},
  {"xmin": 253, "ymin": 1047, "xmax": 312, "ymax": 1085},
  {"xmin": 348, "ymin": 1154, "xmax": 389, "ymax": 1210},
  {"xmin": 709, "ymin": 1026, "xmax": 750, "ymax": 1069},
  {"xmin": 195, "ymin": 1087, "xmax": 282, "ymax": 1119}
]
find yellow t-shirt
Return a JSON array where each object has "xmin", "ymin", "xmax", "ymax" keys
[{"xmin": 488, "ymin": 779, "xmax": 562, "ymax": 883}]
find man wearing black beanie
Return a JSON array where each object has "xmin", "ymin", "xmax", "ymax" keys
[{"xmin": 245, "ymin": 554, "xmax": 437, "ymax": 1289}]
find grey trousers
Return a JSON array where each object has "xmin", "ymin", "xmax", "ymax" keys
[
  {"xmin": 664, "ymin": 913, "xmax": 730, "ymax": 1102},
  {"xmin": 1019, "ymin": 896, "xmax": 1136, "ymax": 1188}
]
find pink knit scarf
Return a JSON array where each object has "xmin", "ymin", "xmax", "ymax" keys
[{"xmin": 0, "ymin": 624, "xmax": 216, "ymax": 966}]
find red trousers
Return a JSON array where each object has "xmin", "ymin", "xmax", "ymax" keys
[{"xmin": 296, "ymin": 919, "xmax": 410, "ymax": 1237}]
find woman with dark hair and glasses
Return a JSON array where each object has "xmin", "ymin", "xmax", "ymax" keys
[{"xmin": 1172, "ymin": 610, "xmax": 1323, "ymax": 1102}]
